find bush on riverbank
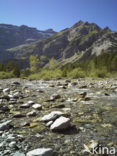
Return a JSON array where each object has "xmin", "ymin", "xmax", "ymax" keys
[{"xmin": 0, "ymin": 71, "xmax": 15, "ymax": 79}]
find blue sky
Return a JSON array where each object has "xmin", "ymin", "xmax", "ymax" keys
[{"xmin": 0, "ymin": 0, "xmax": 117, "ymax": 32}]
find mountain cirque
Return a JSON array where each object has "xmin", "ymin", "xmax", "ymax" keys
[
  {"xmin": 4, "ymin": 21, "xmax": 117, "ymax": 68},
  {"xmin": 0, "ymin": 78, "xmax": 117, "ymax": 155},
  {"xmin": 0, "ymin": 21, "xmax": 117, "ymax": 68}
]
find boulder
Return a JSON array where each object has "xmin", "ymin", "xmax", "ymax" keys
[
  {"xmin": 50, "ymin": 116, "xmax": 70, "ymax": 131},
  {"xmin": 26, "ymin": 148, "xmax": 53, "ymax": 156}
]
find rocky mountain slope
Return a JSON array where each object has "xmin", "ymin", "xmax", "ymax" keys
[
  {"xmin": 0, "ymin": 24, "xmax": 56, "ymax": 62},
  {"xmin": 1, "ymin": 21, "xmax": 117, "ymax": 68}
]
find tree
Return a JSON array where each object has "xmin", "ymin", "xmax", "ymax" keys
[
  {"xmin": 0, "ymin": 63, "xmax": 4, "ymax": 71},
  {"xmin": 111, "ymin": 55, "xmax": 117, "ymax": 71},
  {"xmin": 49, "ymin": 57, "xmax": 55, "ymax": 70},
  {"xmin": 6, "ymin": 61, "xmax": 20, "ymax": 77},
  {"xmin": 30, "ymin": 55, "xmax": 39, "ymax": 73}
]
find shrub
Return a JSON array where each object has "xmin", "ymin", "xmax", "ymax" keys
[
  {"xmin": 67, "ymin": 68, "xmax": 85, "ymax": 78},
  {"xmin": 28, "ymin": 68, "xmax": 62, "ymax": 80},
  {"xmin": 0, "ymin": 71, "xmax": 15, "ymax": 79}
]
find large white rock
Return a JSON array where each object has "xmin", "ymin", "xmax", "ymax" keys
[
  {"xmin": 26, "ymin": 148, "xmax": 53, "ymax": 156},
  {"xmin": 41, "ymin": 111, "xmax": 64, "ymax": 122},
  {"xmin": 50, "ymin": 116, "xmax": 70, "ymax": 130}
]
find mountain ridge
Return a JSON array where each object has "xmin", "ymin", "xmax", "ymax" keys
[{"xmin": 0, "ymin": 21, "xmax": 117, "ymax": 69}]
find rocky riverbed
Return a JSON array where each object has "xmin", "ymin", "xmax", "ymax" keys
[{"xmin": 0, "ymin": 78, "xmax": 117, "ymax": 156}]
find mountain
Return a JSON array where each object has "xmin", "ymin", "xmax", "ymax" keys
[
  {"xmin": 1, "ymin": 21, "xmax": 117, "ymax": 68},
  {"xmin": 0, "ymin": 24, "xmax": 56, "ymax": 62}
]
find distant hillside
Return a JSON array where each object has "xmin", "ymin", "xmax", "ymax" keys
[{"xmin": 0, "ymin": 24, "xmax": 56, "ymax": 62}]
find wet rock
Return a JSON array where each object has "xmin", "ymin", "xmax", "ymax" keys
[
  {"xmin": 32, "ymin": 104, "xmax": 42, "ymax": 110},
  {"xmin": 0, "ymin": 120, "xmax": 12, "ymax": 131},
  {"xmin": 26, "ymin": 148, "xmax": 53, "ymax": 156},
  {"xmin": 41, "ymin": 111, "xmax": 64, "ymax": 122},
  {"xmin": 50, "ymin": 116, "xmax": 70, "ymax": 131}
]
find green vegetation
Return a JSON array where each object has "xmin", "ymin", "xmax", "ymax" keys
[
  {"xmin": 0, "ymin": 71, "xmax": 15, "ymax": 79},
  {"xmin": 0, "ymin": 50, "xmax": 117, "ymax": 80},
  {"xmin": 30, "ymin": 55, "xmax": 40, "ymax": 73},
  {"xmin": 28, "ymin": 68, "xmax": 62, "ymax": 80},
  {"xmin": 0, "ymin": 61, "xmax": 20, "ymax": 79}
]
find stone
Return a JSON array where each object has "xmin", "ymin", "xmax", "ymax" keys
[
  {"xmin": 12, "ymin": 81, "xmax": 20, "ymax": 85},
  {"xmin": 0, "ymin": 141, "xmax": 6, "ymax": 147},
  {"xmin": 26, "ymin": 148, "xmax": 53, "ymax": 156},
  {"xmin": 13, "ymin": 112, "xmax": 25, "ymax": 118},
  {"xmin": 50, "ymin": 94, "xmax": 61, "ymax": 101},
  {"xmin": 13, "ymin": 92, "xmax": 20, "ymax": 98},
  {"xmin": 21, "ymin": 122, "xmax": 30, "ymax": 127},
  {"xmin": 0, "ymin": 106, "xmax": 10, "ymax": 112},
  {"xmin": 32, "ymin": 104, "xmax": 42, "ymax": 110},
  {"xmin": 3, "ymin": 88, "xmax": 10, "ymax": 94},
  {"xmin": 41, "ymin": 111, "xmax": 64, "ymax": 122},
  {"xmin": 0, "ymin": 120, "xmax": 12, "ymax": 131},
  {"xmin": 27, "ymin": 110, "xmax": 37, "ymax": 116},
  {"xmin": 9, "ymin": 141, "xmax": 16, "ymax": 148},
  {"xmin": 27, "ymin": 100, "xmax": 35, "ymax": 105},
  {"xmin": 46, "ymin": 121, "xmax": 53, "ymax": 127},
  {"xmin": 7, "ymin": 134, "xmax": 15, "ymax": 142},
  {"xmin": 20, "ymin": 103, "xmax": 30, "ymax": 108},
  {"xmin": 20, "ymin": 101, "xmax": 34, "ymax": 108},
  {"xmin": 50, "ymin": 116, "xmax": 70, "ymax": 131}
]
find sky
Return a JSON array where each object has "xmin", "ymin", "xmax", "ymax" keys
[{"xmin": 0, "ymin": 0, "xmax": 117, "ymax": 32}]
